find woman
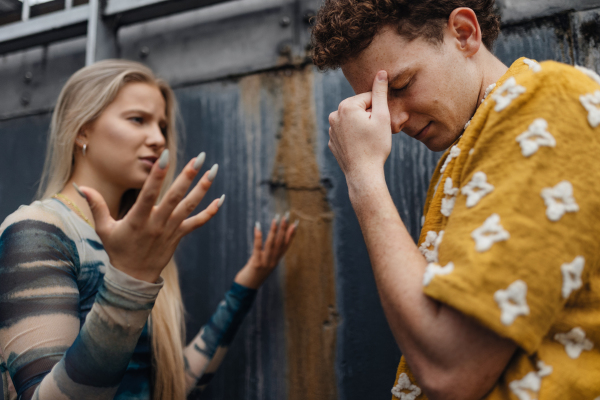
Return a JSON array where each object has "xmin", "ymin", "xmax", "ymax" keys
[{"xmin": 0, "ymin": 60, "xmax": 297, "ymax": 400}]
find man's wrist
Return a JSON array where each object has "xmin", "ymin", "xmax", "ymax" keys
[{"xmin": 346, "ymin": 168, "xmax": 387, "ymax": 200}]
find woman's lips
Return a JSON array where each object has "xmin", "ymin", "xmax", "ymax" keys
[
  {"xmin": 414, "ymin": 122, "xmax": 432, "ymax": 141},
  {"xmin": 139, "ymin": 157, "xmax": 157, "ymax": 168}
]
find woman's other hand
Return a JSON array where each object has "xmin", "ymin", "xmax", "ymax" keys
[
  {"xmin": 234, "ymin": 213, "xmax": 298, "ymax": 289},
  {"xmin": 78, "ymin": 150, "xmax": 223, "ymax": 283}
]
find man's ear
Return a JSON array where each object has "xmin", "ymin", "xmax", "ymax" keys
[{"xmin": 447, "ymin": 7, "xmax": 482, "ymax": 58}]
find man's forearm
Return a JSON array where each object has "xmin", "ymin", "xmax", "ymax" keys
[
  {"xmin": 347, "ymin": 172, "xmax": 441, "ymax": 354},
  {"xmin": 346, "ymin": 172, "xmax": 516, "ymax": 399}
]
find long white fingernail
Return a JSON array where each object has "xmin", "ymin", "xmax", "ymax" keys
[
  {"xmin": 294, "ymin": 219, "xmax": 300, "ymax": 228},
  {"xmin": 158, "ymin": 149, "xmax": 169, "ymax": 169},
  {"xmin": 284, "ymin": 211, "xmax": 290, "ymax": 223},
  {"xmin": 274, "ymin": 214, "xmax": 280, "ymax": 224},
  {"xmin": 193, "ymin": 152, "xmax": 206, "ymax": 170},
  {"xmin": 207, "ymin": 164, "xmax": 219, "ymax": 181},
  {"xmin": 72, "ymin": 182, "xmax": 87, "ymax": 200},
  {"xmin": 217, "ymin": 194, "xmax": 225, "ymax": 208},
  {"xmin": 255, "ymin": 221, "xmax": 261, "ymax": 231}
]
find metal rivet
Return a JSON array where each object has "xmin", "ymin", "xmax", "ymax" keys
[
  {"xmin": 280, "ymin": 16, "xmax": 291, "ymax": 27},
  {"xmin": 139, "ymin": 46, "xmax": 150, "ymax": 59},
  {"xmin": 279, "ymin": 44, "xmax": 292, "ymax": 56},
  {"xmin": 24, "ymin": 71, "xmax": 33, "ymax": 83}
]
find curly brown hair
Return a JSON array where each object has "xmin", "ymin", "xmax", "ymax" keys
[{"xmin": 311, "ymin": 0, "xmax": 501, "ymax": 70}]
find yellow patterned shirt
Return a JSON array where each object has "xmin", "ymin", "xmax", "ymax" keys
[{"xmin": 392, "ymin": 58, "xmax": 600, "ymax": 399}]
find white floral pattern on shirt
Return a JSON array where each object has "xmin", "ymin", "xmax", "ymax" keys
[
  {"xmin": 471, "ymin": 214, "xmax": 510, "ymax": 252},
  {"xmin": 554, "ymin": 327, "xmax": 594, "ymax": 359},
  {"xmin": 391, "ymin": 373, "xmax": 421, "ymax": 400},
  {"xmin": 492, "ymin": 77, "xmax": 526, "ymax": 112},
  {"xmin": 441, "ymin": 178, "xmax": 459, "ymax": 217},
  {"xmin": 580, "ymin": 90, "xmax": 600, "ymax": 128},
  {"xmin": 440, "ymin": 146, "xmax": 461, "ymax": 174},
  {"xmin": 540, "ymin": 181, "xmax": 579, "ymax": 222},
  {"xmin": 516, "ymin": 119, "xmax": 556, "ymax": 157},
  {"xmin": 561, "ymin": 256, "xmax": 585, "ymax": 299},
  {"xmin": 494, "ymin": 280, "xmax": 530, "ymax": 326},
  {"xmin": 461, "ymin": 172, "xmax": 494, "ymax": 208},
  {"xmin": 509, "ymin": 361, "xmax": 552, "ymax": 400},
  {"xmin": 418, "ymin": 231, "xmax": 444, "ymax": 263},
  {"xmin": 523, "ymin": 58, "xmax": 542, "ymax": 73},
  {"xmin": 423, "ymin": 262, "xmax": 454, "ymax": 286}
]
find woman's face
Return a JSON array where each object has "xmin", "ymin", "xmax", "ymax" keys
[{"xmin": 81, "ymin": 82, "xmax": 168, "ymax": 191}]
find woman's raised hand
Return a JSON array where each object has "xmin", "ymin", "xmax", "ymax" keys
[
  {"xmin": 78, "ymin": 150, "xmax": 222, "ymax": 283},
  {"xmin": 234, "ymin": 213, "xmax": 298, "ymax": 289}
]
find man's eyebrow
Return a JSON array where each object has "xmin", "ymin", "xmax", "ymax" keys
[{"xmin": 388, "ymin": 68, "xmax": 411, "ymax": 86}]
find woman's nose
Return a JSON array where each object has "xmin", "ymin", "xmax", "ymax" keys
[{"xmin": 147, "ymin": 124, "xmax": 166, "ymax": 148}]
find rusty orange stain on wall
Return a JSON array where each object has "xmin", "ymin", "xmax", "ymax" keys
[
  {"xmin": 239, "ymin": 65, "xmax": 338, "ymax": 400},
  {"xmin": 275, "ymin": 66, "xmax": 338, "ymax": 400}
]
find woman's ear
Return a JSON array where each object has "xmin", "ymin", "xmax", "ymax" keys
[
  {"xmin": 447, "ymin": 7, "xmax": 482, "ymax": 58},
  {"xmin": 76, "ymin": 125, "xmax": 90, "ymax": 148}
]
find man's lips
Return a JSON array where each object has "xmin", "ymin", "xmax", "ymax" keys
[{"xmin": 414, "ymin": 122, "xmax": 432, "ymax": 141}]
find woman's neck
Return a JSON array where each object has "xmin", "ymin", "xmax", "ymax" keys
[{"xmin": 64, "ymin": 170, "xmax": 127, "ymax": 222}]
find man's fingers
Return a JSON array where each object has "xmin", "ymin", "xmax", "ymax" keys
[
  {"xmin": 78, "ymin": 186, "xmax": 114, "ymax": 237},
  {"xmin": 127, "ymin": 149, "xmax": 170, "ymax": 225},
  {"xmin": 371, "ymin": 70, "xmax": 390, "ymax": 119},
  {"xmin": 178, "ymin": 198, "xmax": 220, "ymax": 235}
]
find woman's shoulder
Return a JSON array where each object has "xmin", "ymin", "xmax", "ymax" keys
[{"xmin": 0, "ymin": 198, "xmax": 76, "ymax": 240}]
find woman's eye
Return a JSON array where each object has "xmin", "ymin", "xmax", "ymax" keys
[{"xmin": 129, "ymin": 116, "xmax": 144, "ymax": 124}]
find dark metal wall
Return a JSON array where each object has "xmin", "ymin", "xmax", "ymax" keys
[{"xmin": 2, "ymin": 1, "xmax": 600, "ymax": 399}]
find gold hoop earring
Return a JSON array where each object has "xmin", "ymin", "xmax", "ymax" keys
[{"xmin": 82, "ymin": 144, "xmax": 87, "ymax": 157}]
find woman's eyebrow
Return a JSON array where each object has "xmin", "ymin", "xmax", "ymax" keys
[{"xmin": 122, "ymin": 109, "xmax": 166, "ymax": 121}]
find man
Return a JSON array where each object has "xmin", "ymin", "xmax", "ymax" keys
[{"xmin": 312, "ymin": 0, "xmax": 600, "ymax": 399}]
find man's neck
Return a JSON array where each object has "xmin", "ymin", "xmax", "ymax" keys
[{"xmin": 478, "ymin": 55, "xmax": 509, "ymax": 105}]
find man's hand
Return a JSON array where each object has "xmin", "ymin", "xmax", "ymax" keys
[{"xmin": 328, "ymin": 70, "xmax": 392, "ymax": 180}]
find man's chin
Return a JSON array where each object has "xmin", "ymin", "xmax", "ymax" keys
[{"xmin": 418, "ymin": 131, "xmax": 462, "ymax": 153}]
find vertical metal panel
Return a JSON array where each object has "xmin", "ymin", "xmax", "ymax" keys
[
  {"xmin": 174, "ymin": 77, "xmax": 287, "ymax": 400},
  {"xmin": 21, "ymin": 0, "xmax": 30, "ymax": 21},
  {"xmin": 175, "ymin": 65, "xmax": 339, "ymax": 400},
  {"xmin": 0, "ymin": 36, "xmax": 86, "ymax": 120},
  {"xmin": 494, "ymin": 14, "xmax": 574, "ymax": 66},
  {"xmin": 497, "ymin": 0, "xmax": 600, "ymax": 24},
  {"xmin": 86, "ymin": 0, "xmax": 117, "ymax": 65},
  {"xmin": 571, "ymin": 8, "xmax": 600, "ymax": 71},
  {"xmin": 0, "ymin": 113, "xmax": 50, "ymax": 223}
]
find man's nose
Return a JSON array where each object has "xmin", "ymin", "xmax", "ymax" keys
[{"xmin": 390, "ymin": 111, "xmax": 409, "ymax": 134}]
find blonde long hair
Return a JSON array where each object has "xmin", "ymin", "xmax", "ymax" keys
[{"xmin": 38, "ymin": 59, "xmax": 186, "ymax": 400}]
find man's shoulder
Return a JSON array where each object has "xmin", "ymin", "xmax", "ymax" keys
[{"xmin": 514, "ymin": 59, "xmax": 600, "ymax": 97}]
